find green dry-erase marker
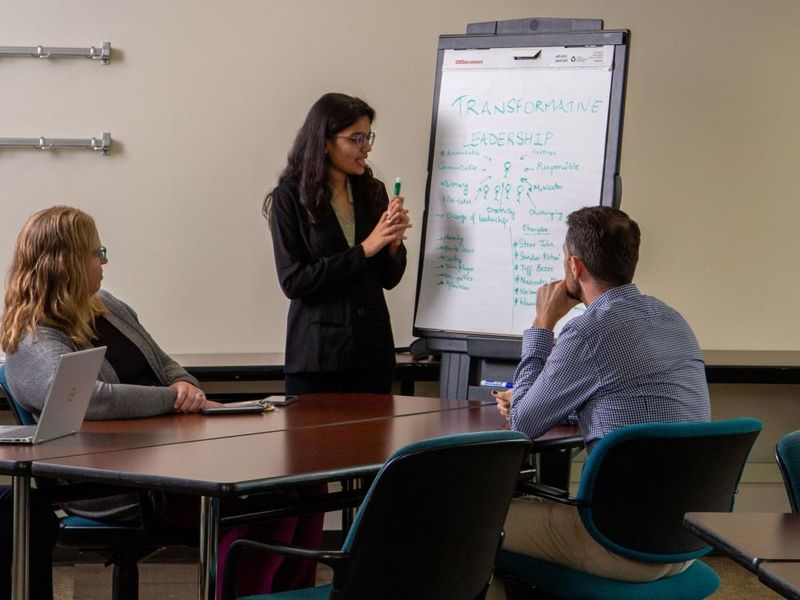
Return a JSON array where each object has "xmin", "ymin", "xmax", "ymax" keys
[{"xmin": 393, "ymin": 177, "xmax": 402, "ymax": 197}]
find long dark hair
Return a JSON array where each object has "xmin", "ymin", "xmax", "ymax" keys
[{"xmin": 263, "ymin": 92, "xmax": 376, "ymax": 225}]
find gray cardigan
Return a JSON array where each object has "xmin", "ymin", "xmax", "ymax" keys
[
  {"xmin": 5, "ymin": 290, "xmax": 201, "ymax": 521},
  {"xmin": 6, "ymin": 289, "xmax": 200, "ymax": 420}
]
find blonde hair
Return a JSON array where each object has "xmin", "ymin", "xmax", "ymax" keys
[{"xmin": 1, "ymin": 206, "xmax": 105, "ymax": 353}]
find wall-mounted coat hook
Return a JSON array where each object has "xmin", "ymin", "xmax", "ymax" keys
[
  {"xmin": 0, "ymin": 41, "xmax": 111, "ymax": 64},
  {"xmin": 0, "ymin": 133, "xmax": 112, "ymax": 155}
]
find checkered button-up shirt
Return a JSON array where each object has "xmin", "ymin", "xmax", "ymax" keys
[{"xmin": 509, "ymin": 284, "xmax": 710, "ymax": 450}]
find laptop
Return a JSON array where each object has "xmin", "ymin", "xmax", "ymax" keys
[{"xmin": 0, "ymin": 346, "xmax": 106, "ymax": 444}]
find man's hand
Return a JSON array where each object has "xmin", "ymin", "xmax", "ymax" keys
[
  {"xmin": 493, "ymin": 389, "xmax": 512, "ymax": 419},
  {"xmin": 533, "ymin": 280, "xmax": 580, "ymax": 331}
]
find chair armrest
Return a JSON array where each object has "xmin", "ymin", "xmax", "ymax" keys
[
  {"xmin": 517, "ymin": 481, "xmax": 585, "ymax": 506},
  {"xmin": 222, "ymin": 537, "xmax": 349, "ymax": 600}
]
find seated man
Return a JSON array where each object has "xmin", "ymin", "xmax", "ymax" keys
[{"xmin": 491, "ymin": 206, "xmax": 710, "ymax": 594}]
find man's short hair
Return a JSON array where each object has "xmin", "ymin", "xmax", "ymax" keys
[{"xmin": 565, "ymin": 206, "xmax": 640, "ymax": 286}]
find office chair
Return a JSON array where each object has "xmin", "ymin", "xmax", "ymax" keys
[
  {"xmin": 496, "ymin": 418, "xmax": 762, "ymax": 600},
  {"xmin": 0, "ymin": 364, "xmax": 172, "ymax": 600},
  {"xmin": 221, "ymin": 430, "xmax": 531, "ymax": 600},
  {"xmin": 776, "ymin": 429, "xmax": 800, "ymax": 512}
]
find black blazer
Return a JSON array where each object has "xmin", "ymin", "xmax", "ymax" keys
[{"xmin": 270, "ymin": 175, "xmax": 406, "ymax": 373}]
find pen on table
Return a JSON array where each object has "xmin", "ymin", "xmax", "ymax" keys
[{"xmin": 480, "ymin": 380, "xmax": 513, "ymax": 388}]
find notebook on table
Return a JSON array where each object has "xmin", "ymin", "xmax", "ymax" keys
[
  {"xmin": 199, "ymin": 395, "xmax": 297, "ymax": 415},
  {"xmin": 0, "ymin": 346, "xmax": 106, "ymax": 444}
]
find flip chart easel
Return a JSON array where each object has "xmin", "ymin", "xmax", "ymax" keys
[{"xmin": 412, "ymin": 18, "xmax": 630, "ymax": 402}]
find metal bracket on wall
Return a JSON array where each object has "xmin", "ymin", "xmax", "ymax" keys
[
  {"xmin": 0, "ymin": 41, "xmax": 111, "ymax": 64},
  {"xmin": 0, "ymin": 133, "xmax": 112, "ymax": 155}
]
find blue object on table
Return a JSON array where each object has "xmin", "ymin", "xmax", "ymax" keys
[{"xmin": 480, "ymin": 380, "xmax": 513, "ymax": 388}]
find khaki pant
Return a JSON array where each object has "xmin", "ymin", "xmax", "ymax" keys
[{"xmin": 487, "ymin": 496, "xmax": 692, "ymax": 600}]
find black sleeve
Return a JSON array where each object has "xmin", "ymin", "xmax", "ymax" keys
[
  {"xmin": 380, "ymin": 243, "xmax": 407, "ymax": 290},
  {"xmin": 270, "ymin": 185, "xmax": 367, "ymax": 299}
]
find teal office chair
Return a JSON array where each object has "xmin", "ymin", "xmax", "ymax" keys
[
  {"xmin": 496, "ymin": 418, "xmax": 762, "ymax": 600},
  {"xmin": 0, "ymin": 364, "xmax": 172, "ymax": 600},
  {"xmin": 0, "ymin": 365, "xmax": 37, "ymax": 426},
  {"xmin": 221, "ymin": 430, "xmax": 531, "ymax": 600},
  {"xmin": 776, "ymin": 430, "xmax": 800, "ymax": 512}
]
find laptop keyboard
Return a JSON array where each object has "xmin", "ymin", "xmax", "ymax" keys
[{"xmin": 0, "ymin": 425, "xmax": 35, "ymax": 438}]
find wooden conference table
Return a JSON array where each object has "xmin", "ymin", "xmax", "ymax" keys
[
  {"xmin": 684, "ymin": 512, "xmax": 800, "ymax": 572},
  {"xmin": 174, "ymin": 352, "xmax": 441, "ymax": 395},
  {"xmin": 684, "ymin": 512, "xmax": 800, "ymax": 599},
  {"xmin": 171, "ymin": 351, "xmax": 800, "ymax": 387},
  {"xmin": 759, "ymin": 563, "xmax": 800, "ymax": 600},
  {"xmin": 2, "ymin": 393, "xmax": 580, "ymax": 600},
  {"xmin": 701, "ymin": 350, "xmax": 800, "ymax": 384}
]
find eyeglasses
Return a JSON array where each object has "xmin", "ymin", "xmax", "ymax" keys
[
  {"xmin": 335, "ymin": 131, "xmax": 376, "ymax": 149},
  {"xmin": 93, "ymin": 246, "xmax": 108, "ymax": 265}
]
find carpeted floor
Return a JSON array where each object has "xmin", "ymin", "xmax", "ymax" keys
[
  {"xmin": 703, "ymin": 556, "xmax": 782, "ymax": 599},
  {"xmin": 49, "ymin": 555, "xmax": 782, "ymax": 599}
]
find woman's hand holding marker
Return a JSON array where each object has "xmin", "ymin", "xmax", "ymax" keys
[
  {"xmin": 362, "ymin": 180, "xmax": 411, "ymax": 258},
  {"xmin": 387, "ymin": 176, "xmax": 412, "ymax": 252}
]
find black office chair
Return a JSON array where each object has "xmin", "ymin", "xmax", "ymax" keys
[
  {"xmin": 0, "ymin": 364, "xmax": 175, "ymax": 600},
  {"xmin": 221, "ymin": 430, "xmax": 531, "ymax": 600},
  {"xmin": 776, "ymin": 429, "xmax": 800, "ymax": 512},
  {"xmin": 496, "ymin": 418, "xmax": 762, "ymax": 600}
]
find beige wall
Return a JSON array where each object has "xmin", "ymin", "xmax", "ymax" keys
[{"xmin": 1, "ymin": 0, "xmax": 799, "ymax": 354}]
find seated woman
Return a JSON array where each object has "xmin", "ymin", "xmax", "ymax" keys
[
  {"xmin": 0, "ymin": 206, "xmax": 322, "ymax": 596},
  {"xmin": 2, "ymin": 207, "xmax": 215, "ymax": 424}
]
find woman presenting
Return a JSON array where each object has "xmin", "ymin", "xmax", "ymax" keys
[{"xmin": 265, "ymin": 92, "xmax": 412, "ymax": 395}]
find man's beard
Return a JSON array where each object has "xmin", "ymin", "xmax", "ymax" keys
[{"xmin": 565, "ymin": 276, "xmax": 582, "ymax": 303}]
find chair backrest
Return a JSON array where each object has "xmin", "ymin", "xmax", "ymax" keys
[
  {"xmin": 0, "ymin": 364, "xmax": 37, "ymax": 425},
  {"xmin": 576, "ymin": 418, "xmax": 762, "ymax": 563},
  {"xmin": 776, "ymin": 430, "xmax": 800, "ymax": 513},
  {"xmin": 337, "ymin": 430, "xmax": 530, "ymax": 600}
]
